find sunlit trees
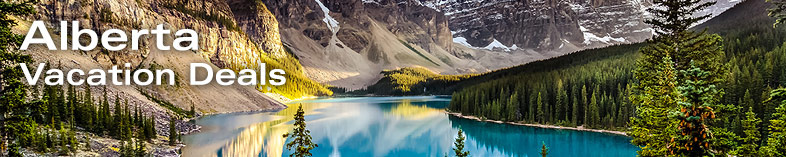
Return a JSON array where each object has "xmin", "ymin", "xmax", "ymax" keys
[
  {"xmin": 0, "ymin": 0, "xmax": 36, "ymax": 153},
  {"xmin": 283, "ymin": 105, "xmax": 317, "ymax": 157},
  {"xmin": 762, "ymin": 88, "xmax": 786, "ymax": 156},
  {"xmin": 735, "ymin": 107, "xmax": 761, "ymax": 156},
  {"xmin": 767, "ymin": 0, "xmax": 786, "ymax": 27}
]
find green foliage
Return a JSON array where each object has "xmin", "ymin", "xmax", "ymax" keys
[
  {"xmin": 735, "ymin": 107, "xmax": 761, "ymax": 156},
  {"xmin": 644, "ymin": 0, "xmax": 715, "ymax": 39},
  {"xmin": 399, "ymin": 40, "xmax": 439, "ymax": 66},
  {"xmin": 629, "ymin": 54, "xmax": 681, "ymax": 156},
  {"xmin": 669, "ymin": 63, "xmax": 719, "ymax": 156},
  {"xmin": 161, "ymin": 1, "xmax": 241, "ymax": 32},
  {"xmin": 762, "ymin": 88, "xmax": 786, "ymax": 156},
  {"xmin": 168, "ymin": 117, "xmax": 179, "ymax": 146},
  {"xmin": 767, "ymin": 0, "xmax": 786, "ymax": 27},
  {"xmin": 540, "ymin": 142, "xmax": 549, "ymax": 157},
  {"xmin": 1, "ymin": 0, "xmax": 36, "ymax": 153},
  {"xmin": 452, "ymin": 129, "xmax": 469, "ymax": 157},
  {"xmin": 139, "ymin": 89, "xmax": 192, "ymax": 118},
  {"xmin": 283, "ymin": 105, "xmax": 317, "ymax": 157},
  {"xmin": 358, "ymin": 67, "xmax": 475, "ymax": 95},
  {"xmin": 448, "ymin": 43, "xmax": 642, "ymax": 129}
]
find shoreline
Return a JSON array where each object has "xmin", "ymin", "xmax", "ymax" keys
[{"xmin": 445, "ymin": 112, "xmax": 628, "ymax": 136}]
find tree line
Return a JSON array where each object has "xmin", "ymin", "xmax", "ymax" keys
[{"xmin": 448, "ymin": 0, "xmax": 786, "ymax": 156}]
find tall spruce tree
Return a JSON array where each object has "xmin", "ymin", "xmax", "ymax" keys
[
  {"xmin": 762, "ymin": 88, "xmax": 786, "ymax": 156},
  {"xmin": 629, "ymin": 55, "xmax": 681, "ymax": 156},
  {"xmin": 735, "ymin": 107, "xmax": 761, "ymax": 156},
  {"xmin": 168, "ymin": 116, "xmax": 178, "ymax": 146},
  {"xmin": 282, "ymin": 105, "xmax": 317, "ymax": 157},
  {"xmin": 589, "ymin": 87, "xmax": 600, "ymax": 128},
  {"xmin": 453, "ymin": 129, "xmax": 469, "ymax": 157},
  {"xmin": 507, "ymin": 92, "xmax": 519, "ymax": 122},
  {"xmin": 540, "ymin": 142, "xmax": 549, "ymax": 157},
  {"xmin": 536, "ymin": 92, "xmax": 544, "ymax": 123},
  {"xmin": 630, "ymin": 0, "xmax": 728, "ymax": 154},
  {"xmin": 669, "ymin": 63, "xmax": 718, "ymax": 156}
]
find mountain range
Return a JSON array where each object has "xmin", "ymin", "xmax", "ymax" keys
[{"xmin": 14, "ymin": 0, "xmax": 739, "ymax": 116}]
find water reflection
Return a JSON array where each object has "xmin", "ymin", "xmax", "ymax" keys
[{"xmin": 182, "ymin": 96, "xmax": 637, "ymax": 157}]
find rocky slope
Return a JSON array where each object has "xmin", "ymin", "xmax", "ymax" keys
[
  {"xmin": 261, "ymin": 0, "xmax": 739, "ymax": 89},
  {"xmin": 262, "ymin": 0, "xmax": 549, "ymax": 89},
  {"xmin": 12, "ymin": 2, "xmax": 332, "ymax": 149},
  {"xmin": 425, "ymin": 0, "xmax": 737, "ymax": 51}
]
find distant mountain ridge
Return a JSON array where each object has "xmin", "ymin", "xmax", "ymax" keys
[{"xmin": 261, "ymin": 0, "xmax": 739, "ymax": 89}]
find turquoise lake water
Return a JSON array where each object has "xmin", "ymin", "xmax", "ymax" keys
[{"xmin": 181, "ymin": 96, "xmax": 638, "ymax": 157}]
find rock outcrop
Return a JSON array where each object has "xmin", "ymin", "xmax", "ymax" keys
[{"xmin": 19, "ymin": 0, "xmax": 307, "ymax": 116}]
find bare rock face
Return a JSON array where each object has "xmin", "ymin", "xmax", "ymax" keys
[
  {"xmin": 23, "ymin": 0, "xmax": 291, "ymax": 114},
  {"xmin": 424, "ymin": 0, "xmax": 650, "ymax": 50},
  {"xmin": 260, "ymin": 0, "xmax": 484, "ymax": 89}
]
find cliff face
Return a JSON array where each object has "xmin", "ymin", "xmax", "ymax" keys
[
  {"xmin": 20, "ymin": 0, "xmax": 312, "ymax": 115},
  {"xmin": 425, "ymin": 0, "xmax": 651, "ymax": 50},
  {"xmin": 262, "ymin": 0, "xmax": 488, "ymax": 89}
]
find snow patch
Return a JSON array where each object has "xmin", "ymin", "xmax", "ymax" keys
[
  {"xmin": 453, "ymin": 37, "xmax": 518, "ymax": 52},
  {"xmin": 315, "ymin": 0, "xmax": 340, "ymax": 34},
  {"xmin": 580, "ymin": 26, "xmax": 626, "ymax": 45}
]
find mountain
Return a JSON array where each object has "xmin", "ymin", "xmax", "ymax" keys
[
  {"xmin": 381, "ymin": 0, "xmax": 786, "ymax": 134},
  {"xmin": 18, "ymin": 0, "xmax": 333, "ymax": 116},
  {"xmin": 261, "ymin": 0, "xmax": 739, "ymax": 89}
]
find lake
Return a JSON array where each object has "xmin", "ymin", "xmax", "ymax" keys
[{"xmin": 182, "ymin": 96, "xmax": 638, "ymax": 157}]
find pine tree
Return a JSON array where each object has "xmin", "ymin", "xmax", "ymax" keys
[
  {"xmin": 572, "ymin": 94, "xmax": 579, "ymax": 126},
  {"xmin": 762, "ymin": 88, "xmax": 786, "ymax": 156},
  {"xmin": 735, "ymin": 107, "xmax": 761, "ymax": 156},
  {"xmin": 581, "ymin": 85, "xmax": 588, "ymax": 125},
  {"xmin": 645, "ymin": 0, "xmax": 715, "ymax": 40},
  {"xmin": 629, "ymin": 55, "xmax": 681, "ymax": 156},
  {"xmin": 588, "ymin": 87, "xmax": 600, "ymax": 128},
  {"xmin": 767, "ymin": 0, "xmax": 786, "ymax": 27},
  {"xmin": 282, "ymin": 105, "xmax": 318, "ymax": 157},
  {"xmin": 669, "ymin": 63, "xmax": 718, "ymax": 156},
  {"xmin": 189, "ymin": 104, "xmax": 196, "ymax": 117},
  {"xmin": 507, "ymin": 92, "xmax": 519, "ymax": 122},
  {"xmin": 536, "ymin": 92, "xmax": 544, "ymax": 123},
  {"xmin": 0, "ymin": 0, "xmax": 36, "ymax": 152},
  {"xmin": 134, "ymin": 129, "xmax": 147, "ymax": 157},
  {"xmin": 452, "ymin": 129, "xmax": 469, "ymax": 157},
  {"xmin": 555, "ymin": 80, "xmax": 564, "ymax": 122},
  {"xmin": 168, "ymin": 116, "xmax": 179, "ymax": 146},
  {"xmin": 540, "ymin": 142, "xmax": 549, "ymax": 157}
]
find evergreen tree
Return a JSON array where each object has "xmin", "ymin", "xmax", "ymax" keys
[
  {"xmin": 588, "ymin": 87, "xmax": 600, "ymax": 128},
  {"xmin": 452, "ymin": 129, "xmax": 469, "ymax": 157},
  {"xmin": 735, "ymin": 107, "xmax": 761, "ymax": 156},
  {"xmin": 762, "ymin": 88, "xmax": 786, "ymax": 156},
  {"xmin": 572, "ymin": 94, "xmax": 579, "ymax": 125},
  {"xmin": 282, "ymin": 105, "xmax": 317, "ymax": 157},
  {"xmin": 112, "ymin": 94, "xmax": 122, "ymax": 138},
  {"xmin": 645, "ymin": 0, "xmax": 715, "ymax": 40},
  {"xmin": 540, "ymin": 142, "xmax": 549, "ymax": 157},
  {"xmin": 767, "ymin": 0, "xmax": 786, "ymax": 27},
  {"xmin": 168, "ymin": 116, "xmax": 179, "ymax": 146},
  {"xmin": 629, "ymin": 55, "xmax": 681, "ymax": 156},
  {"xmin": 507, "ymin": 92, "xmax": 519, "ymax": 122},
  {"xmin": 581, "ymin": 85, "xmax": 588, "ymax": 125},
  {"xmin": 0, "ymin": 0, "xmax": 36, "ymax": 152},
  {"xmin": 189, "ymin": 104, "xmax": 196, "ymax": 117},
  {"xmin": 536, "ymin": 92, "xmax": 544, "ymax": 123},
  {"xmin": 669, "ymin": 63, "xmax": 718, "ymax": 156}
]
